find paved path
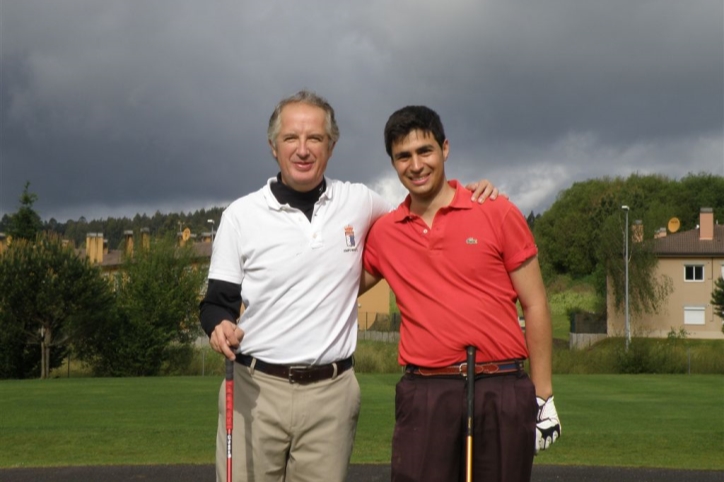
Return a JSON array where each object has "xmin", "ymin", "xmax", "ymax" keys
[{"xmin": 1, "ymin": 464, "xmax": 722, "ymax": 481}]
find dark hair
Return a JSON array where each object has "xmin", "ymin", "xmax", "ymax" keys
[{"xmin": 383, "ymin": 105, "xmax": 446, "ymax": 157}]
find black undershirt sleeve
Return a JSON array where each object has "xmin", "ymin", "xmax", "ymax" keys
[{"xmin": 199, "ymin": 279, "xmax": 242, "ymax": 337}]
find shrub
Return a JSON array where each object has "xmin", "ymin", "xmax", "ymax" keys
[{"xmin": 354, "ymin": 340, "xmax": 401, "ymax": 374}]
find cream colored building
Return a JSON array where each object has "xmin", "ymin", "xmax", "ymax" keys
[{"xmin": 607, "ymin": 208, "xmax": 724, "ymax": 339}]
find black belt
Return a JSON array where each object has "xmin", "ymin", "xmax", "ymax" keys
[
  {"xmin": 236, "ymin": 354, "xmax": 353, "ymax": 385},
  {"xmin": 406, "ymin": 359, "xmax": 524, "ymax": 377}
]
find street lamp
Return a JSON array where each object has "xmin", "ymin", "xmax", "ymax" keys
[
  {"xmin": 621, "ymin": 205, "xmax": 630, "ymax": 351},
  {"xmin": 207, "ymin": 219, "xmax": 215, "ymax": 243}
]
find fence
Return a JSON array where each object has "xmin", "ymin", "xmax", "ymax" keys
[
  {"xmin": 569, "ymin": 310, "xmax": 608, "ymax": 350},
  {"xmin": 358, "ymin": 312, "xmax": 400, "ymax": 343}
]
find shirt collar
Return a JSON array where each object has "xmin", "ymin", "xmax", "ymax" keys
[
  {"xmin": 263, "ymin": 175, "xmax": 332, "ymax": 210},
  {"xmin": 392, "ymin": 180, "xmax": 471, "ymax": 223}
]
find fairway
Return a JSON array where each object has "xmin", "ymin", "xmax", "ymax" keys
[{"xmin": 0, "ymin": 374, "xmax": 721, "ymax": 470}]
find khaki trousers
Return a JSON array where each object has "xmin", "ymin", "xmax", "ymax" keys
[{"xmin": 215, "ymin": 361, "xmax": 361, "ymax": 482}]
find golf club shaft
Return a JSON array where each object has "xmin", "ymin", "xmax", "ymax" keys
[
  {"xmin": 225, "ymin": 358, "xmax": 234, "ymax": 482},
  {"xmin": 466, "ymin": 346, "xmax": 476, "ymax": 482}
]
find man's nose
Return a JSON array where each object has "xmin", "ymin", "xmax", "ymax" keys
[
  {"xmin": 296, "ymin": 140, "xmax": 309, "ymax": 157},
  {"xmin": 410, "ymin": 155, "xmax": 424, "ymax": 170}
]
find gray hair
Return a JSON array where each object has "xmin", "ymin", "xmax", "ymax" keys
[{"xmin": 267, "ymin": 90, "xmax": 340, "ymax": 149}]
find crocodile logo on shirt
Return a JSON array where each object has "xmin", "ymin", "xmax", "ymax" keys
[{"xmin": 466, "ymin": 237, "xmax": 478, "ymax": 245}]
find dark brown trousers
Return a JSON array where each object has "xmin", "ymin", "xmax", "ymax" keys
[{"xmin": 391, "ymin": 371, "xmax": 537, "ymax": 482}]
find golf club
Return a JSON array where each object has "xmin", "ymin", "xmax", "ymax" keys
[
  {"xmin": 225, "ymin": 358, "xmax": 234, "ymax": 482},
  {"xmin": 465, "ymin": 346, "xmax": 476, "ymax": 482}
]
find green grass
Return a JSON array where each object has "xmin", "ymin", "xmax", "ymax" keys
[
  {"xmin": 548, "ymin": 287, "xmax": 600, "ymax": 341},
  {"xmin": 554, "ymin": 337, "xmax": 724, "ymax": 374},
  {"xmin": 1, "ymin": 374, "xmax": 722, "ymax": 470},
  {"xmin": 0, "ymin": 377, "xmax": 219, "ymax": 467},
  {"xmin": 541, "ymin": 375, "xmax": 723, "ymax": 470},
  {"xmin": 354, "ymin": 340, "xmax": 402, "ymax": 374}
]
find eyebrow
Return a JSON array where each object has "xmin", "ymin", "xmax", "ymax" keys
[{"xmin": 393, "ymin": 143, "xmax": 434, "ymax": 160}]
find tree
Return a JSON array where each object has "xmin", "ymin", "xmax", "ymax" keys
[
  {"xmin": 0, "ymin": 234, "xmax": 114, "ymax": 379},
  {"xmin": 598, "ymin": 213, "xmax": 673, "ymax": 320},
  {"xmin": 75, "ymin": 235, "xmax": 207, "ymax": 376},
  {"xmin": 535, "ymin": 177, "xmax": 616, "ymax": 280},
  {"xmin": 712, "ymin": 276, "xmax": 724, "ymax": 333},
  {"xmin": 8, "ymin": 182, "xmax": 43, "ymax": 241},
  {"xmin": 0, "ymin": 214, "xmax": 10, "ymax": 233},
  {"xmin": 533, "ymin": 173, "xmax": 724, "ymax": 318}
]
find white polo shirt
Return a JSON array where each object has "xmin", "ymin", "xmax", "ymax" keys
[{"xmin": 208, "ymin": 177, "xmax": 391, "ymax": 365}]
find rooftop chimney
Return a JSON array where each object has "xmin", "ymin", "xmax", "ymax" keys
[
  {"xmin": 700, "ymin": 208, "xmax": 714, "ymax": 241},
  {"xmin": 124, "ymin": 230, "xmax": 134, "ymax": 257},
  {"xmin": 141, "ymin": 228, "xmax": 151, "ymax": 251},
  {"xmin": 86, "ymin": 233, "xmax": 96, "ymax": 263},
  {"xmin": 86, "ymin": 233, "xmax": 104, "ymax": 264},
  {"xmin": 632, "ymin": 220, "xmax": 643, "ymax": 243},
  {"xmin": 654, "ymin": 227, "xmax": 667, "ymax": 239}
]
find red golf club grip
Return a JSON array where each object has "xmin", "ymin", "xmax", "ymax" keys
[{"xmin": 225, "ymin": 358, "xmax": 234, "ymax": 482}]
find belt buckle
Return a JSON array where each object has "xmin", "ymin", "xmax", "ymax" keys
[
  {"xmin": 458, "ymin": 362, "xmax": 468, "ymax": 377},
  {"xmin": 288, "ymin": 365, "xmax": 310, "ymax": 384}
]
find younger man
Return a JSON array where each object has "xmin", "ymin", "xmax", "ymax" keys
[{"xmin": 361, "ymin": 106, "xmax": 561, "ymax": 482}]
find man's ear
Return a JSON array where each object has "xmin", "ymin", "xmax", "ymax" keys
[
  {"xmin": 442, "ymin": 139, "xmax": 450, "ymax": 162},
  {"xmin": 268, "ymin": 139, "xmax": 278, "ymax": 159}
]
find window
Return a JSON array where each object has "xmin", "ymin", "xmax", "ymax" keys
[
  {"xmin": 684, "ymin": 306, "xmax": 705, "ymax": 325},
  {"xmin": 684, "ymin": 265, "xmax": 704, "ymax": 282}
]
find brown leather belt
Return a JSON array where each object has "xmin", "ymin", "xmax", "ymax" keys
[
  {"xmin": 236, "ymin": 354, "xmax": 353, "ymax": 385},
  {"xmin": 406, "ymin": 359, "xmax": 524, "ymax": 377}
]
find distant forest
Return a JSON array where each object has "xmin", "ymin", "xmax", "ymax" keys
[
  {"xmin": 0, "ymin": 206, "xmax": 226, "ymax": 250},
  {"xmin": 1, "ymin": 203, "xmax": 543, "ymax": 252},
  {"xmin": 2, "ymin": 172, "xmax": 722, "ymax": 257}
]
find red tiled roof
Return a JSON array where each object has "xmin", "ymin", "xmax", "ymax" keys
[{"xmin": 653, "ymin": 225, "xmax": 724, "ymax": 257}]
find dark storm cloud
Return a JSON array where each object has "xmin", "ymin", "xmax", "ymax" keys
[{"xmin": 1, "ymin": 0, "xmax": 722, "ymax": 222}]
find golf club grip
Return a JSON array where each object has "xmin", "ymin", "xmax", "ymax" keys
[
  {"xmin": 225, "ymin": 359, "xmax": 234, "ymax": 430},
  {"xmin": 225, "ymin": 358, "xmax": 233, "ymax": 482}
]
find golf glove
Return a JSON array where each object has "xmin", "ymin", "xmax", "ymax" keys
[{"xmin": 535, "ymin": 395, "xmax": 561, "ymax": 455}]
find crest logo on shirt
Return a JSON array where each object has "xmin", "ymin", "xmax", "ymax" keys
[
  {"xmin": 466, "ymin": 237, "xmax": 478, "ymax": 245},
  {"xmin": 344, "ymin": 225, "xmax": 356, "ymax": 247}
]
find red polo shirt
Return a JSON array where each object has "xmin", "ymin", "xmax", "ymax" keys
[{"xmin": 363, "ymin": 180, "xmax": 536, "ymax": 367}]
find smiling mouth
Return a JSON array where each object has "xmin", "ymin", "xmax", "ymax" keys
[
  {"xmin": 409, "ymin": 174, "xmax": 429, "ymax": 186},
  {"xmin": 294, "ymin": 162, "xmax": 314, "ymax": 171}
]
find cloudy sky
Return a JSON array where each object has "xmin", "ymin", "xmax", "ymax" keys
[{"xmin": 1, "ymin": 0, "xmax": 722, "ymax": 222}]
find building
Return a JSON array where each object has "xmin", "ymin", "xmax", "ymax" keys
[{"xmin": 607, "ymin": 208, "xmax": 724, "ymax": 340}]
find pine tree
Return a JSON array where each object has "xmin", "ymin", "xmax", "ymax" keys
[{"xmin": 8, "ymin": 182, "xmax": 43, "ymax": 240}]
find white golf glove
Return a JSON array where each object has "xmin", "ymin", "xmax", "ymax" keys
[{"xmin": 535, "ymin": 395, "xmax": 561, "ymax": 455}]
